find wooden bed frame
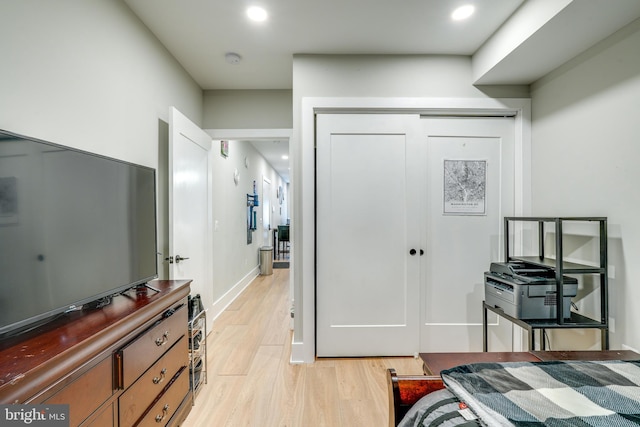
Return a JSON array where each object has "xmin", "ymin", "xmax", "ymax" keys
[
  {"xmin": 388, "ymin": 350, "xmax": 640, "ymax": 426},
  {"xmin": 387, "ymin": 368, "xmax": 444, "ymax": 427}
]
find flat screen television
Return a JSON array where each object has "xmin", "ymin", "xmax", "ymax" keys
[{"xmin": 0, "ymin": 129, "xmax": 158, "ymax": 338}]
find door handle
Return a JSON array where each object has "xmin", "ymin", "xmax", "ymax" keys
[
  {"xmin": 175, "ymin": 255, "xmax": 190, "ymax": 263},
  {"xmin": 152, "ymin": 368, "xmax": 167, "ymax": 384},
  {"xmin": 410, "ymin": 249, "xmax": 417, "ymax": 256},
  {"xmin": 420, "ymin": 249, "xmax": 424, "ymax": 256}
]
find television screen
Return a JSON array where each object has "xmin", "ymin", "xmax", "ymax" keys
[{"xmin": 0, "ymin": 129, "xmax": 158, "ymax": 337}]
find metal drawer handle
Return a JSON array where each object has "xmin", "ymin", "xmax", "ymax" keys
[
  {"xmin": 155, "ymin": 331, "xmax": 169, "ymax": 346},
  {"xmin": 152, "ymin": 368, "xmax": 167, "ymax": 385},
  {"xmin": 155, "ymin": 404, "xmax": 169, "ymax": 423}
]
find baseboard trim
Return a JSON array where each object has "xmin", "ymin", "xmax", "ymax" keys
[
  {"xmin": 290, "ymin": 337, "xmax": 306, "ymax": 364},
  {"xmin": 209, "ymin": 266, "xmax": 260, "ymax": 324}
]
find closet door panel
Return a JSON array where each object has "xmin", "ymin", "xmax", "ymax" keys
[
  {"xmin": 316, "ymin": 113, "xmax": 421, "ymax": 357},
  {"xmin": 420, "ymin": 117, "xmax": 515, "ymax": 352}
]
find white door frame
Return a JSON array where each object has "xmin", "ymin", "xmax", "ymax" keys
[{"xmin": 295, "ymin": 97, "xmax": 531, "ymax": 364}]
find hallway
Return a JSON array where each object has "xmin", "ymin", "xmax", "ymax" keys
[{"xmin": 182, "ymin": 268, "xmax": 423, "ymax": 426}]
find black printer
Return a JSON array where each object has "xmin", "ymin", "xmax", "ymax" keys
[{"xmin": 484, "ymin": 261, "xmax": 578, "ymax": 320}]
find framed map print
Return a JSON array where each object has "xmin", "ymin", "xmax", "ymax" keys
[{"xmin": 443, "ymin": 159, "xmax": 486, "ymax": 215}]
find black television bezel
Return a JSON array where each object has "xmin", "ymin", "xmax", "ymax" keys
[{"xmin": 0, "ymin": 129, "xmax": 159, "ymax": 339}]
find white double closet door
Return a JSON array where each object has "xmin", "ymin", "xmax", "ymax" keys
[{"xmin": 316, "ymin": 113, "xmax": 515, "ymax": 357}]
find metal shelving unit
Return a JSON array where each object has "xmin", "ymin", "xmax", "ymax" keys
[
  {"xmin": 188, "ymin": 309, "xmax": 207, "ymax": 401},
  {"xmin": 483, "ymin": 217, "xmax": 609, "ymax": 351}
]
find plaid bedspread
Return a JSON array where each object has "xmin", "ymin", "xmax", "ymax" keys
[{"xmin": 441, "ymin": 360, "xmax": 640, "ymax": 426}]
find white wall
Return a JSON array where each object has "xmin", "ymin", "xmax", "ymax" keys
[
  {"xmin": 0, "ymin": 0, "xmax": 203, "ymax": 281},
  {"xmin": 291, "ymin": 54, "xmax": 529, "ymax": 360},
  {"xmin": 203, "ymin": 90, "xmax": 293, "ymax": 129},
  {"xmin": 530, "ymin": 19, "xmax": 640, "ymax": 351},
  {"xmin": 0, "ymin": 1, "xmax": 202, "ymax": 165}
]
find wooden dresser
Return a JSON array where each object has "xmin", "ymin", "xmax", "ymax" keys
[{"xmin": 0, "ymin": 280, "xmax": 192, "ymax": 427}]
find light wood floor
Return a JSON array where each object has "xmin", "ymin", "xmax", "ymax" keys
[{"xmin": 182, "ymin": 267, "xmax": 423, "ymax": 427}]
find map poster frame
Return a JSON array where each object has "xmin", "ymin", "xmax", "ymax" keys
[{"xmin": 443, "ymin": 159, "xmax": 487, "ymax": 216}]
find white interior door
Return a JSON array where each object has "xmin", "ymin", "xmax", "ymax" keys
[
  {"xmin": 169, "ymin": 107, "xmax": 212, "ymax": 316},
  {"xmin": 316, "ymin": 114, "xmax": 422, "ymax": 357},
  {"xmin": 420, "ymin": 117, "xmax": 515, "ymax": 352}
]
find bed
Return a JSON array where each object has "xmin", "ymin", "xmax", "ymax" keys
[{"xmin": 389, "ymin": 357, "xmax": 640, "ymax": 427}]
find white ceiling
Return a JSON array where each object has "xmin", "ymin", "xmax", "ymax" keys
[
  {"xmin": 249, "ymin": 139, "xmax": 289, "ymax": 183},
  {"xmin": 124, "ymin": 0, "xmax": 525, "ymax": 90},
  {"xmin": 123, "ymin": 0, "xmax": 640, "ymax": 181}
]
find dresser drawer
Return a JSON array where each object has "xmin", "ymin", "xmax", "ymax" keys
[
  {"xmin": 137, "ymin": 367, "xmax": 189, "ymax": 427},
  {"xmin": 119, "ymin": 303, "xmax": 187, "ymax": 388},
  {"xmin": 118, "ymin": 336, "xmax": 188, "ymax": 427},
  {"xmin": 44, "ymin": 356, "xmax": 113, "ymax": 427},
  {"xmin": 85, "ymin": 402, "xmax": 115, "ymax": 427}
]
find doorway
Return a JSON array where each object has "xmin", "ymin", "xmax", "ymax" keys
[{"xmin": 206, "ymin": 128, "xmax": 294, "ymax": 317}]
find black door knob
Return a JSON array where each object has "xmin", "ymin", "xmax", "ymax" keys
[
  {"xmin": 420, "ymin": 249, "xmax": 424, "ymax": 256},
  {"xmin": 410, "ymin": 249, "xmax": 417, "ymax": 256}
]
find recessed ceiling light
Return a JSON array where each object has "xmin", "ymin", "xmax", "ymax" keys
[
  {"xmin": 282, "ymin": 155, "xmax": 289, "ymax": 160},
  {"xmin": 247, "ymin": 6, "xmax": 268, "ymax": 22},
  {"xmin": 452, "ymin": 5, "xmax": 475, "ymax": 21}
]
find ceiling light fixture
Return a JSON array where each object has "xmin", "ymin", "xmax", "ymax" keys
[
  {"xmin": 247, "ymin": 6, "xmax": 268, "ymax": 22},
  {"xmin": 451, "ymin": 5, "xmax": 475, "ymax": 21},
  {"xmin": 282, "ymin": 155, "xmax": 289, "ymax": 160},
  {"xmin": 225, "ymin": 52, "xmax": 242, "ymax": 64}
]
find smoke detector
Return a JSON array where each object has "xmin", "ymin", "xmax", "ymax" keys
[{"xmin": 225, "ymin": 52, "xmax": 242, "ymax": 64}]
